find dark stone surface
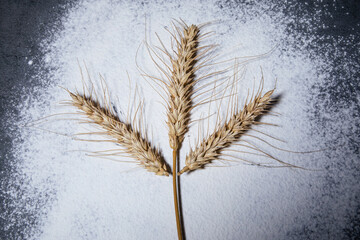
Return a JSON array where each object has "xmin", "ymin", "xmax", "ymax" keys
[{"xmin": 0, "ymin": 1, "xmax": 70, "ymax": 238}]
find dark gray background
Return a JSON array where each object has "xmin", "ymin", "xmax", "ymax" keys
[{"xmin": 1, "ymin": 0, "xmax": 359, "ymax": 239}]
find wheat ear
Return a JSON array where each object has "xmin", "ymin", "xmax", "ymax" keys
[
  {"xmin": 179, "ymin": 81, "xmax": 276, "ymax": 174},
  {"xmin": 167, "ymin": 23, "xmax": 200, "ymax": 150},
  {"xmin": 68, "ymin": 90, "xmax": 169, "ymax": 176}
]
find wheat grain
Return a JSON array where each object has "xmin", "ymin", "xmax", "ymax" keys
[
  {"xmin": 179, "ymin": 82, "xmax": 276, "ymax": 174},
  {"xmin": 68, "ymin": 90, "xmax": 169, "ymax": 176}
]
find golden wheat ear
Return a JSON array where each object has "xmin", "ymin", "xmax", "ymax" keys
[
  {"xmin": 165, "ymin": 23, "xmax": 201, "ymax": 149},
  {"xmin": 64, "ymin": 77, "xmax": 169, "ymax": 176},
  {"xmin": 178, "ymin": 77, "xmax": 291, "ymax": 175},
  {"xmin": 142, "ymin": 21, "xmax": 217, "ymax": 150}
]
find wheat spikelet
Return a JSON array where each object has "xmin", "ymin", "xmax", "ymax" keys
[
  {"xmin": 167, "ymin": 24, "xmax": 200, "ymax": 150},
  {"xmin": 68, "ymin": 90, "xmax": 169, "ymax": 176},
  {"xmin": 179, "ymin": 82, "xmax": 276, "ymax": 174}
]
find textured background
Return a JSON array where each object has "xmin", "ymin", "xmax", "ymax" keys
[{"xmin": 1, "ymin": 0, "xmax": 359, "ymax": 239}]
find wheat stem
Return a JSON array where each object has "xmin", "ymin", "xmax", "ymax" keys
[{"xmin": 172, "ymin": 149, "xmax": 182, "ymax": 240}]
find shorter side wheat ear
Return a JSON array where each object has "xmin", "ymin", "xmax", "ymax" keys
[
  {"xmin": 179, "ymin": 81, "xmax": 286, "ymax": 174},
  {"xmin": 67, "ymin": 90, "xmax": 169, "ymax": 176}
]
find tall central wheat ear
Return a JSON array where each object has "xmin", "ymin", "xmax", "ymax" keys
[
  {"xmin": 167, "ymin": 23, "xmax": 200, "ymax": 150},
  {"xmin": 179, "ymin": 79, "xmax": 281, "ymax": 174},
  {"xmin": 67, "ymin": 90, "xmax": 169, "ymax": 176}
]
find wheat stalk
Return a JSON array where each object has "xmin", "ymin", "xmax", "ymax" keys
[
  {"xmin": 179, "ymin": 81, "xmax": 277, "ymax": 174},
  {"xmin": 164, "ymin": 23, "xmax": 200, "ymax": 240},
  {"xmin": 67, "ymin": 90, "xmax": 169, "ymax": 176}
]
